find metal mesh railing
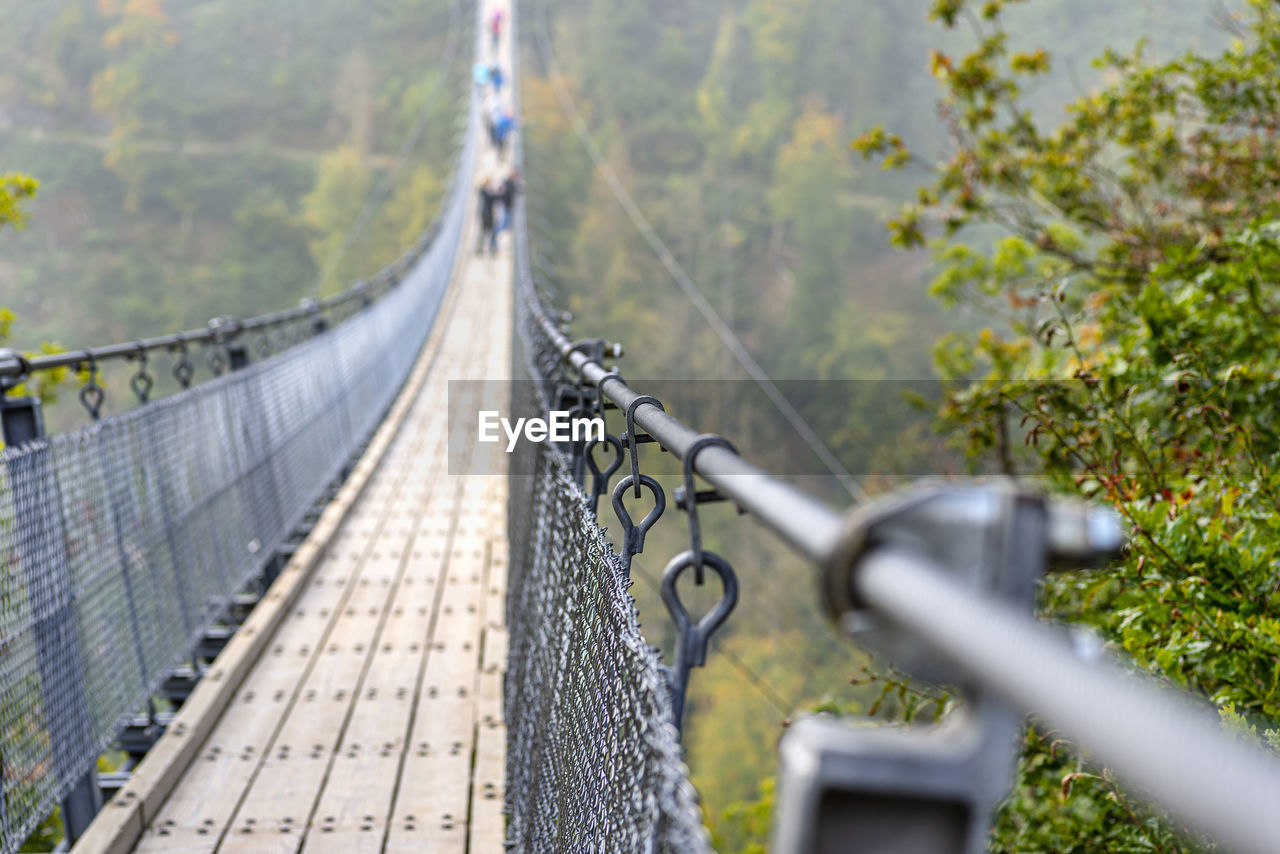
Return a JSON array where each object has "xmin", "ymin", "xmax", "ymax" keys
[
  {"xmin": 504, "ymin": 173, "xmax": 713, "ymax": 852},
  {"xmin": 0, "ymin": 84, "xmax": 476, "ymax": 854}
]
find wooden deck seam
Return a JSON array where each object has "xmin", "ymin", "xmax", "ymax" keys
[{"xmin": 293, "ymin": 473, "xmax": 464, "ymax": 851}]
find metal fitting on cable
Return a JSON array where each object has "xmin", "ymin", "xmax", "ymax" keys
[
  {"xmin": 776, "ymin": 483, "xmax": 1127, "ymax": 854},
  {"xmin": 299, "ymin": 297, "xmax": 328, "ymax": 337},
  {"xmin": 0, "ymin": 349, "xmax": 43, "ymax": 446},
  {"xmin": 0, "ymin": 348, "xmax": 32, "ymax": 386}
]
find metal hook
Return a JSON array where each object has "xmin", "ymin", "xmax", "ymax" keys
[
  {"xmin": 568, "ymin": 399, "xmax": 593, "ymax": 486},
  {"xmin": 586, "ymin": 432, "xmax": 624, "ymax": 517},
  {"xmin": 78, "ymin": 357, "xmax": 104, "ymax": 421},
  {"xmin": 595, "ymin": 369, "xmax": 621, "ymax": 418},
  {"xmin": 612, "ymin": 473, "xmax": 665, "ymax": 575},
  {"xmin": 678, "ymin": 435, "xmax": 738, "ymax": 585},
  {"xmin": 660, "ymin": 549, "xmax": 739, "ymax": 735},
  {"xmin": 207, "ymin": 342, "xmax": 226, "ymax": 377},
  {"xmin": 129, "ymin": 344, "xmax": 154, "ymax": 404},
  {"xmin": 554, "ymin": 384, "xmax": 593, "ymax": 485},
  {"xmin": 622, "ymin": 395, "xmax": 665, "ymax": 497},
  {"xmin": 171, "ymin": 342, "xmax": 194, "ymax": 389}
]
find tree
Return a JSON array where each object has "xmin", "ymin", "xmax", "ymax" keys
[
  {"xmin": 768, "ymin": 104, "xmax": 855, "ymax": 352},
  {"xmin": 855, "ymin": 0, "xmax": 1280, "ymax": 849},
  {"xmin": 301, "ymin": 145, "xmax": 373, "ymax": 293}
]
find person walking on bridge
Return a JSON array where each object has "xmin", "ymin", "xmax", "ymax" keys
[
  {"xmin": 492, "ymin": 106, "xmax": 518, "ymax": 160},
  {"xmin": 486, "ymin": 94, "xmax": 503, "ymax": 149},
  {"xmin": 477, "ymin": 174, "xmax": 501, "ymax": 256},
  {"xmin": 496, "ymin": 168, "xmax": 521, "ymax": 239},
  {"xmin": 472, "ymin": 61, "xmax": 491, "ymax": 98},
  {"xmin": 489, "ymin": 9, "xmax": 504, "ymax": 55}
]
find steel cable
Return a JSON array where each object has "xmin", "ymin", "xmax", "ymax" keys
[{"xmin": 528, "ymin": 0, "xmax": 867, "ymax": 503}]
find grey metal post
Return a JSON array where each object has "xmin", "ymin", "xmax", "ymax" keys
[
  {"xmin": 1, "ymin": 391, "xmax": 103, "ymax": 846},
  {"xmin": 226, "ymin": 340, "xmax": 250, "ymax": 372},
  {"xmin": 775, "ymin": 486, "xmax": 1065, "ymax": 854}
]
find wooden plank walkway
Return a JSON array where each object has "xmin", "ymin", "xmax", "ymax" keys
[{"xmin": 71, "ymin": 2, "xmax": 517, "ymax": 841}]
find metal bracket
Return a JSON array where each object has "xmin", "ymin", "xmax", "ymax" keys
[
  {"xmin": 1, "ymin": 391, "xmax": 44, "ymax": 448},
  {"xmin": 675, "ymin": 435, "xmax": 736, "ymax": 584},
  {"xmin": 775, "ymin": 482, "xmax": 1125, "ymax": 854},
  {"xmin": 821, "ymin": 481, "xmax": 1123, "ymax": 678},
  {"xmin": 585, "ymin": 433, "xmax": 623, "ymax": 517},
  {"xmin": 620, "ymin": 395, "xmax": 665, "ymax": 498}
]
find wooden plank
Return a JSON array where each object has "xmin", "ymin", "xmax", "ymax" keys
[
  {"xmin": 298, "ymin": 482, "xmax": 466, "ymax": 850},
  {"xmin": 141, "ymin": 428, "xmax": 448, "ymax": 845},
  {"xmin": 383, "ymin": 699, "xmax": 475, "ymax": 854}
]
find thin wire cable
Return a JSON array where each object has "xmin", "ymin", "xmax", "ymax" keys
[
  {"xmin": 530, "ymin": 0, "xmax": 868, "ymax": 503},
  {"xmin": 630, "ymin": 563, "xmax": 795, "ymax": 720},
  {"xmin": 314, "ymin": 0, "xmax": 464, "ymax": 296}
]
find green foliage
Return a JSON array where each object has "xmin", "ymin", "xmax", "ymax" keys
[
  {"xmin": 528, "ymin": 0, "xmax": 1244, "ymax": 850},
  {"xmin": 857, "ymin": 0, "xmax": 1280, "ymax": 850},
  {"xmin": 302, "ymin": 146, "xmax": 373, "ymax": 290},
  {"xmin": 0, "ymin": 0, "xmax": 460, "ymax": 353},
  {"xmin": 0, "ymin": 172, "xmax": 38, "ymax": 230},
  {"xmin": 0, "ymin": 177, "xmax": 69, "ymax": 440}
]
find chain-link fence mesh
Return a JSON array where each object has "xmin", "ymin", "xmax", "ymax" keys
[
  {"xmin": 504, "ymin": 154, "xmax": 714, "ymax": 849},
  {"xmin": 0, "ymin": 86, "xmax": 476, "ymax": 854}
]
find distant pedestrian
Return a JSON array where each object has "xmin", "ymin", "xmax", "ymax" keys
[
  {"xmin": 489, "ymin": 9, "xmax": 504, "ymax": 54},
  {"xmin": 496, "ymin": 169, "xmax": 522, "ymax": 235},
  {"xmin": 484, "ymin": 92, "xmax": 500, "ymax": 147},
  {"xmin": 493, "ymin": 108, "xmax": 517, "ymax": 160},
  {"xmin": 487, "ymin": 97, "xmax": 504, "ymax": 149},
  {"xmin": 489, "ymin": 63, "xmax": 505, "ymax": 94},
  {"xmin": 477, "ymin": 175, "xmax": 501, "ymax": 256},
  {"xmin": 472, "ymin": 61, "xmax": 491, "ymax": 96}
]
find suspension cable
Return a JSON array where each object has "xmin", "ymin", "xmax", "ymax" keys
[{"xmin": 528, "ymin": 0, "xmax": 867, "ymax": 502}]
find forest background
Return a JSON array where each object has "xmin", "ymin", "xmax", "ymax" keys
[{"xmin": 2, "ymin": 0, "xmax": 1271, "ymax": 851}]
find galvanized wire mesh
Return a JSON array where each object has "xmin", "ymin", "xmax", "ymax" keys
[
  {"xmin": 504, "ymin": 184, "xmax": 714, "ymax": 852},
  {"xmin": 0, "ymin": 91, "xmax": 476, "ymax": 854}
]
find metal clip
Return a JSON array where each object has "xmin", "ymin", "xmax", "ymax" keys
[
  {"xmin": 171, "ymin": 342, "xmax": 194, "ymax": 389},
  {"xmin": 676, "ymin": 435, "xmax": 738, "ymax": 585},
  {"xmin": 621, "ymin": 395, "xmax": 665, "ymax": 497},
  {"xmin": 206, "ymin": 342, "xmax": 226, "ymax": 377},
  {"xmin": 595, "ymin": 369, "xmax": 621, "ymax": 418},
  {"xmin": 585, "ymin": 433, "xmax": 623, "ymax": 517},
  {"xmin": 128, "ymin": 344, "xmax": 154, "ymax": 404},
  {"xmin": 661, "ymin": 549, "xmax": 739, "ymax": 735},
  {"xmin": 611, "ymin": 473, "xmax": 665, "ymax": 575},
  {"xmin": 77, "ymin": 357, "xmax": 105, "ymax": 421},
  {"xmin": 554, "ymin": 384, "xmax": 593, "ymax": 485}
]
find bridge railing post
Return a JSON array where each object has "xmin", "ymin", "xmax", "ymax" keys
[
  {"xmin": 774, "ymin": 485, "xmax": 1121, "ymax": 854},
  {"xmin": 2, "ymin": 384, "xmax": 103, "ymax": 847}
]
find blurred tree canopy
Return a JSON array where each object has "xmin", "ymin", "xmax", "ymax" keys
[
  {"xmin": 854, "ymin": 0, "xmax": 1280, "ymax": 849},
  {"xmin": 0, "ymin": 0, "xmax": 462, "ymax": 355},
  {"xmin": 525, "ymin": 0, "xmax": 1256, "ymax": 849},
  {"xmin": 0, "ymin": 172, "xmax": 38, "ymax": 231}
]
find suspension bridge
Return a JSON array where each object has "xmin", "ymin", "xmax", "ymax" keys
[{"xmin": 4, "ymin": 1, "xmax": 1280, "ymax": 853}]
